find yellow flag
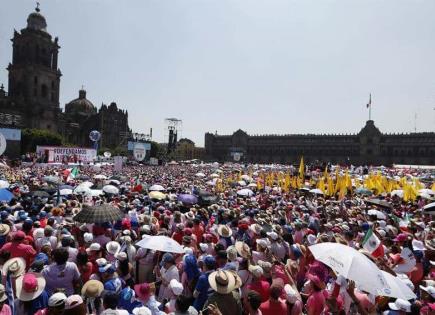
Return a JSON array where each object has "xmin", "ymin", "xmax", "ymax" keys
[
  {"xmin": 317, "ymin": 177, "xmax": 326, "ymax": 193},
  {"xmin": 299, "ymin": 156, "xmax": 304, "ymax": 179}
]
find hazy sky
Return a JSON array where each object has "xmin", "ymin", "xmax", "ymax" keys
[{"xmin": 1, "ymin": 0, "xmax": 435, "ymax": 146}]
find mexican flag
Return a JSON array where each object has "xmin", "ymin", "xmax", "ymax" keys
[
  {"xmin": 66, "ymin": 167, "xmax": 79, "ymax": 182},
  {"xmin": 362, "ymin": 228, "xmax": 384, "ymax": 258}
]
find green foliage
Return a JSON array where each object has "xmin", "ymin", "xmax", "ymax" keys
[
  {"xmin": 149, "ymin": 141, "xmax": 166, "ymax": 159},
  {"xmin": 21, "ymin": 128, "xmax": 64, "ymax": 153},
  {"xmin": 178, "ymin": 138, "xmax": 195, "ymax": 146},
  {"xmin": 112, "ymin": 146, "xmax": 128, "ymax": 156}
]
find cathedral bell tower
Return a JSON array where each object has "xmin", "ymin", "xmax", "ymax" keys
[{"xmin": 7, "ymin": 4, "xmax": 61, "ymax": 131}]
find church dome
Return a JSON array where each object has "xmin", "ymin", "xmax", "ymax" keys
[
  {"xmin": 26, "ymin": 6, "xmax": 47, "ymax": 32},
  {"xmin": 65, "ymin": 89, "xmax": 97, "ymax": 116}
]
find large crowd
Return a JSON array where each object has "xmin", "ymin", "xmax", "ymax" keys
[{"xmin": 0, "ymin": 161, "xmax": 433, "ymax": 315}]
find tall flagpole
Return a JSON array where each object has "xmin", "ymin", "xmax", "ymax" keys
[{"xmin": 368, "ymin": 93, "xmax": 372, "ymax": 121}]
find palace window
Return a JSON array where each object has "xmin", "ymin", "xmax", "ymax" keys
[{"xmin": 41, "ymin": 85, "xmax": 48, "ymax": 98}]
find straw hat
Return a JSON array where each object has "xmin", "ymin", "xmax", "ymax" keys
[
  {"xmin": 0, "ymin": 284, "xmax": 7, "ymax": 302},
  {"xmin": 235, "ymin": 241, "xmax": 251, "ymax": 259},
  {"xmin": 133, "ymin": 307, "xmax": 152, "ymax": 315},
  {"xmin": 0, "ymin": 224, "xmax": 10, "ymax": 236},
  {"xmin": 208, "ymin": 270, "xmax": 237, "ymax": 294},
  {"xmin": 15, "ymin": 272, "xmax": 46, "ymax": 301},
  {"xmin": 2, "ymin": 257, "xmax": 26, "ymax": 278},
  {"xmin": 249, "ymin": 224, "xmax": 262, "ymax": 235},
  {"xmin": 81, "ymin": 279, "xmax": 104, "ymax": 298},
  {"xmin": 217, "ymin": 225, "xmax": 232, "ymax": 238},
  {"xmin": 227, "ymin": 270, "xmax": 242, "ymax": 290},
  {"xmin": 106, "ymin": 241, "xmax": 121, "ymax": 255}
]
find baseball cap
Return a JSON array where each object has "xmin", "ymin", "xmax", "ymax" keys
[
  {"xmin": 420, "ymin": 285, "xmax": 435, "ymax": 299},
  {"xmin": 48, "ymin": 292, "xmax": 67, "ymax": 307},
  {"xmin": 86, "ymin": 243, "xmax": 101, "ymax": 253},
  {"xmin": 83, "ymin": 232, "xmax": 93, "ymax": 243},
  {"xmin": 394, "ymin": 233, "xmax": 407, "ymax": 243},
  {"xmin": 64, "ymin": 295, "xmax": 84, "ymax": 310},
  {"xmin": 388, "ymin": 299, "xmax": 411, "ymax": 312}
]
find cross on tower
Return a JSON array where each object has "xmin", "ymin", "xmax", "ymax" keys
[{"xmin": 36, "ymin": 2, "xmax": 40, "ymax": 12}]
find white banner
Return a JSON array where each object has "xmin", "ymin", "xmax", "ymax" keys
[
  {"xmin": 114, "ymin": 156, "xmax": 123, "ymax": 172},
  {"xmin": 36, "ymin": 146, "xmax": 96, "ymax": 164}
]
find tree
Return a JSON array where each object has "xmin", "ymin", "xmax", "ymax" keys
[
  {"xmin": 149, "ymin": 141, "xmax": 166, "ymax": 159},
  {"xmin": 178, "ymin": 138, "xmax": 195, "ymax": 146},
  {"xmin": 21, "ymin": 128, "xmax": 64, "ymax": 153}
]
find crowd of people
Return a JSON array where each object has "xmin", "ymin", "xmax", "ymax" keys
[{"xmin": 0, "ymin": 161, "xmax": 433, "ymax": 315}]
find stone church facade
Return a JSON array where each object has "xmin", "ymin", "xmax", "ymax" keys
[
  {"xmin": 0, "ymin": 6, "xmax": 130, "ymax": 153},
  {"xmin": 205, "ymin": 120, "xmax": 435, "ymax": 166}
]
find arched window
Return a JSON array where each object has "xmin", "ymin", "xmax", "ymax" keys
[{"xmin": 41, "ymin": 84, "xmax": 48, "ymax": 98}]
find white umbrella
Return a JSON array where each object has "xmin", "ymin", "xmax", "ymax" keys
[
  {"xmin": 59, "ymin": 189, "xmax": 73, "ymax": 196},
  {"xmin": 195, "ymin": 172, "xmax": 206, "ymax": 178},
  {"xmin": 206, "ymin": 179, "xmax": 217, "ymax": 186},
  {"xmin": 94, "ymin": 174, "xmax": 107, "ymax": 180},
  {"xmin": 391, "ymin": 190, "xmax": 404, "ymax": 198},
  {"xmin": 102, "ymin": 185, "xmax": 119, "ymax": 195},
  {"xmin": 419, "ymin": 189, "xmax": 435, "ymax": 196},
  {"xmin": 109, "ymin": 179, "xmax": 121, "ymax": 186},
  {"xmin": 79, "ymin": 181, "xmax": 94, "ymax": 188},
  {"xmin": 241, "ymin": 175, "xmax": 252, "ymax": 182},
  {"xmin": 237, "ymin": 188, "xmax": 254, "ymax": 197},
  {"xmin": 90, "ymin": 189, "xmax": 104, "ymax": 197},
  {"xmin": 136, "ymin": 235, "xmax": 184, "ymax": 254},
  {"xmin": 419, "ymin": 193, "xmax": 432, "ymax": 200},
  {"xmin": 309, "ymin": 243, "xmax": 391, "ymax": 296},
  {"xmin": 309, "ymin": 188, "xmax": 324, "ymax": 195},
  {"xmin": 381, "ymin": 271, "xmax": 416, "ymax": 300},
  {"xmin": 423, "ymin": 202, "xmax": 435, "ymax": 214},
  {"xmin": 210, "ymin": 173, "xmax": 219, "ymax": 178},
  {"xmin": 367, "ymin": 209, "xmax": 387, "ymax": 220},
  {"xmin": 237, "ymin": 180, "xmax": 247, "ymax": 186},
  {"xmin": 149, "ymin": 184, "xmax": 165, "ymax": 191},
  {"xmin": 74, "ymin": 185, "xmax": 92, "ymax": 195},
  {"xmin": 248, "ymin": 183, "xmax": 258, "ymax": 188},
  {"xmin": 0, "ymin": 180, "xmax": 9, "ymax": 189}
]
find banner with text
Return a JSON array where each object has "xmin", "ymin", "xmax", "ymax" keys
[{"xmin": 36, "ymin": 146, "xmax": 97, "ymax": 164}]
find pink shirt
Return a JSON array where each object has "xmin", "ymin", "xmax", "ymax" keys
[
  {"xmin": 307, "ymin": 290, "xmax": 325, "ymax": 315},
  {"xmin": 248, "ymin": 280, "xmax": 270, "ymax": 302},
  {"xmin": 0, "ymin": 304, "xmax": 12, "ymax": 315}
]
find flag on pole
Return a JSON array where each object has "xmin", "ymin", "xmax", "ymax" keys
[
  {"xmin": 366, "ymin": 93, "xmax": 371, "ymax": 108},
  {"xmin": 67, "ymin": 167, "xmax": 79, "ymax": 182},
  {"xmin": 298, "ymin": 156, "xmax": 304, "ymax": 180},
  {"xmin": 362, "ymin": 227, "xmax": 384, "ymax": 258},
  {"xmin": 6, "ymin": 271, "xmax": 15, "ymax": 315}
]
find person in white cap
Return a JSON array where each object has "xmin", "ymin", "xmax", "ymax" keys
[
  {"xmin": 165, "ymin": 279, "xmax": 184, "ymax": 313},
  {"xmin": 35, "ymin": 291, "xmax": 67, "ymax": 315},
  {"xmin": 384, "ymin": 298, "xmax": 411, "ymax": 314},
  {"xmin": 268, "ymin": 231, "xmax": 286, "ymax": 260}
]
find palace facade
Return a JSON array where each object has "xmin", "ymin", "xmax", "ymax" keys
[{"xmin": 205, "ymin": 120, "xmax": 435, "ymax": 165}]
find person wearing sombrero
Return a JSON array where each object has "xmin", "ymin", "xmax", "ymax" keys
[
  {"xmin": 204, "ymin": 269, "xmax": 242, "ymax": 315},
  {"xmin": 193, "ymin": 255, "xmax": 216, "ymax": 311},
  {"xmin": 0, "ymin": 223, "xmax": 10, "ymax": 247},
  {"xmin": 217, "ymin": 225, "xmax": 234, "ymax": 249},
  {"xmin": 14, "ymin": 272, "xmax": 49, "ymax": 315},
  {"xmin": 0, "ymin": 230, "xmax": 36, "ymax": 268},
  {"xmin": 134, "ymin": 282, "xmax": 161, "ymax": 315},
  {"xmin": 0, "ymin": 284, "xmax": 12, "ymax": 315}
]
